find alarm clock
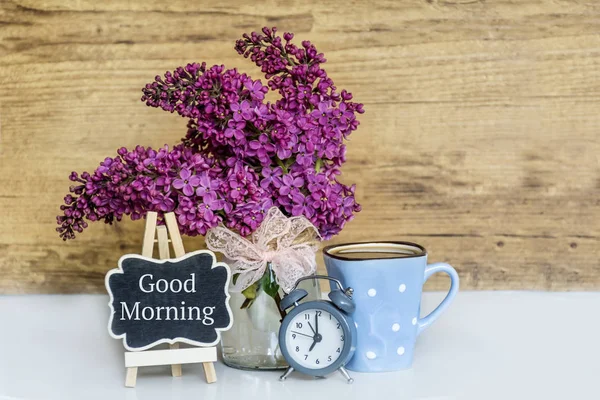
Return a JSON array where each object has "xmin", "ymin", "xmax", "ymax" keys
[{"xmin": 278, "ymin": 275, "xmax": 357, "ymax": 383}]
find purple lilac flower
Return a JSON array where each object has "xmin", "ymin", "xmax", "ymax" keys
[
  {"xmin": 200, "ymin": 192, "xmax": 224, "ymax": 221},
  {"xmin": 195, "ymin": 173, "xmax": 220, "ymax": 197},
  {"xmin": 310, "ymin": 102, "xmax": 331, "ymax": 126},
  {"xmin": 291, "ymin": 192, "xmax": 314, "ymax": 218},
  {"xmin": 277, "ymin": 174, "xmax": 304, "ymax": 196},
  {"xmin": 224, "ymin": 120, "xmax": 246, "ymax": 143},
  {"xmin": 152, "ymin": 193, "xmax": 175, "ymax": 212},
  {"xmin": 58, "ymin": 27, "xmax": 363, "ymax": 241},
  {"xmin": 260, "ymin": 167, "xmax": 283, "ymax": 190},
  {"xmin": 248, "ymin": 134, "xmax": 276, "ymax": 165},
  {"xmin": 254, "ymin": 104, "xmax": 273, "ymax": 122},
  {"xmin": 244, "ymin": 79, "xmax": 268, "ymax": 100},
  {"xmin": 173, "ymin": 168, "xmax": 200, "ymax": 196},
  {"xmin": 230, "ymin": 101, "xmax": 253, "ymax": 122}
]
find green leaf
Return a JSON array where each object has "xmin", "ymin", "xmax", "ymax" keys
[
  {"xmin": 238, "ymin": 266, "xmax": 281, "ymax": 311},
  {"xmin": 276, "ymin": 158, "xmax": 289, "ymax": 174},
  {"xmin": 240, "ymin": 281, "xmax": 258, "ymax": 310},
  {"xmin": 242, "ymin": 282, "xmax": 258, "ymax": 300},
  {"xmin": 260, "ymin": 267, "xmax": 280, "ymax": 299}
]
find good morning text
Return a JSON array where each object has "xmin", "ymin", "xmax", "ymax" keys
[{"xmin": 119, "ymin": 273, "xmax": 217, "ymax": 325}]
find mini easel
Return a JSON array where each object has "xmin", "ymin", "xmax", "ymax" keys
[{"xmin": 124, "ymin": 211, "xmax": 217, "ymax": 387}]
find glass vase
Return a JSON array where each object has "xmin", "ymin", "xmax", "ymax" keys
[{"xmin": 220, "ymin": 262, "xmax": 320, "ymax": 370}]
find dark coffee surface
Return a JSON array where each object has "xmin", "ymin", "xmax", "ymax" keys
[{"xmin": 334, "ymin": 251, "xmax": 416, "ymax": 260}]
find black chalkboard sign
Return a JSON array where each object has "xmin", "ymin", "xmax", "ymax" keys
[{"xmin": 105, "ymin": 250, "xmax": 232, "ymax": 351}]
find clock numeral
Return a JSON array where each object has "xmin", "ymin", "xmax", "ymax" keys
[
  {"xmin": 328, "ymin": 356, "xmax": 332, "ymax": 362},
  {"xmin": 329, "ymin": 313, "xmax": 332, "ymax": 320},
  {"xmin": 292, "ymin": 334, "xmax": 296, "ymax": 339},
  {"xmin": 304, "ymin": 314, "xmax": 309, "ymax": 320},
  {"xmin": 336, "ymin": 348, "xmax": 341, "ymax": 353},
  {"xmin": 295, "ymin": 346, "xmax": 299, "ymax": 352},
  {"xmin": 341, "ymin": 335, "xmax": 345, "ymax": 342},
  {"xmin": 295, "ymin": 322, "xmax": 303, "ymax": 328},
  {"xmin": 304, "ymin": 354, "xmax": 308, "ymax": 360},
  {"xmin": 337, "ymin": 322, "xmax": 341, "ymax": 329},
  {"xmin": 316, "ymin": 311, "xmax": 322, "ymax": 317},
  {"xmin": 316, "ymin": 359, "xmax": 320, "ymax": 365}
]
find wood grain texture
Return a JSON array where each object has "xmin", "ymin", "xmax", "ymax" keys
[{"xmin": 1, "ymin": 0, "xmax": 599, "ymax": 293}]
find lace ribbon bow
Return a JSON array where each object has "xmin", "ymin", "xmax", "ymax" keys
[{"xmin": 205, "ymin": 207, "xmax": 321, "ymax": 293}]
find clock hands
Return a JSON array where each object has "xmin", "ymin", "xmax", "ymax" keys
[
  {"xmin": 308, "ymin": 311, "xmax": 321, "ymax": 352},
  {"xmin": 291, "ymin": 312, "xmax": 323, "ymax": 353},
  {"xmin": 291, "ymin": 330, "xmax": 313, "ymax": 339}
]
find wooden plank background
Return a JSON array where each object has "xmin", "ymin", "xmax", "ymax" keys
[{"xmin": 1, "ymin": 0, "xmax": 599, "ymax": 294}]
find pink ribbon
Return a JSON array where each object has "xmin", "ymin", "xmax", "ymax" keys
[{"xmin": 205, "ymin": 207, "xmax": 320, "ymax": 293}]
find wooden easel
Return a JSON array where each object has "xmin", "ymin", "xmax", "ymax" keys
[{"xmin": 124, "ymin": 211, "xmax": 217, "ymax": 387}]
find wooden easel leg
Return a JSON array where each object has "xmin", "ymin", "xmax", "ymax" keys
[
  {"xmin": 169, "ymin": 343, "xmax": 183, "ymax": 377},
  {"xmin": 202, "ymin": 362, "xmax": 217, "ymax": 383},
  {"xmin": 164, "ymin": 213, "xmax": 186, "ymax": 258},
  {"xmin": 141, "ymin": 212, "xmax": 158, "ymax": 258},
  {"xmin": 125, "ymin": 367, "xmax": 138, "ymax": 388},
  {"xmin": 157, "ymin": 224, "xmax": 182, "ymax": 377},
  {"xmin": 156, "ymin": 225, "xmax": 171, "ymax": 260}
]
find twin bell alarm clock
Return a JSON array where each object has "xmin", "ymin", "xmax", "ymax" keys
[{"xmin": 278, "ymin": 275, "xmax": 357, "ymax": 383}]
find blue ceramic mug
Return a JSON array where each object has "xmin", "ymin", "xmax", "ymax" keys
[{"xmin": 323, "ymin": 242, "xmax": 459, "ymax": 372}]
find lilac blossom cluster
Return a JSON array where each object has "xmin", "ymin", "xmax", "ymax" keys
[{"xmin": 57, "ymin": 27, "xmax": 363, "ymax": 241}]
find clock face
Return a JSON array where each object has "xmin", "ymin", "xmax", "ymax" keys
[{"xmin": 284, "ymin": 307, "xmax": 346, "ymax": 370}]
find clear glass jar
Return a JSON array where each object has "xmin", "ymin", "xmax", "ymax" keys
[{"xmin": 220, "ymin": 263, "xmax": 320, "ymax": 370}]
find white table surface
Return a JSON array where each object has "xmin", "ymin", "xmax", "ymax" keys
[{"xmin": 1, "ymin": 291, "xmax": 598, "ymax": 400}]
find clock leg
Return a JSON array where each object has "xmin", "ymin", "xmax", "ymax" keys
[
  {"xmin": 338, "ymin": 367, "xmax": 354, "ymax": 384},
  {"xmin": 279, "ymin": 367, "xmax": 294, "ymax": 381}
]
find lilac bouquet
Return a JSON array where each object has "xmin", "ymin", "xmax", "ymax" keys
[{"xmin": 57, "ymin": 27, "xmax": 363, "ymax": 244}]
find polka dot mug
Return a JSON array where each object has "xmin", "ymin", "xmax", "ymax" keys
[{"xmin": 323, "ymin": 242, "xmax": 459, "ymax": 372}]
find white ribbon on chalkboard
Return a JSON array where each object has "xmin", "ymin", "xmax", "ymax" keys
[{"xmin": 205, "ymin": 207, "xmax": 320, "ymax": 293}]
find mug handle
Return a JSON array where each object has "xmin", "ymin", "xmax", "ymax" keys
[{"xmin": 417, "ymin": 262, "xmax": 459, "ymax": 335}]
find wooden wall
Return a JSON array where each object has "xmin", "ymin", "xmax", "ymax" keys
[{"xmin": 1, "ymin": 0, "xmax": 599, "ymax": 294}]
